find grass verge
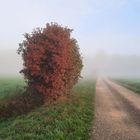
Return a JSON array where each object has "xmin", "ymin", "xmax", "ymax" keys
[
  {"xmin": 0, "ymin": 80, "xmax": 95, "ymax": 140},
  {"xmin": 114, "ymin": 79, "xmax": 140, "ymax": 94}
]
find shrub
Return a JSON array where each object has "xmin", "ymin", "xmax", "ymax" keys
[{"xmin": 18, "ymin": 23, "xmax": 83, "ymax": 101}]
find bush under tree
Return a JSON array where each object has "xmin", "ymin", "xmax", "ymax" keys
[{"xmin": 18, "ymin": 23, "xmax": 83, "ymax": 101}]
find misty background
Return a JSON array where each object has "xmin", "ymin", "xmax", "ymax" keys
[{"xmin": 0, "ymin": 0, "xmax": 140, "ymax": 78}]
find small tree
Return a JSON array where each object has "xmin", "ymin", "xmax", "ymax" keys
[{"xmin": 18, "ymin": 23, "xmax": 83, "ymax": 101}]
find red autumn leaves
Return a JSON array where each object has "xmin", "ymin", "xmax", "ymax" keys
[{"xmin": 18, "ymin": 23, "xmax": 83, "ymax": 100}]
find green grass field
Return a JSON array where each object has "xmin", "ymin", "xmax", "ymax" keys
[
  {"xmin": 0, "ymin": 76, "xmax": 25, "ymax": 100},
  {"xmin": 114, "ymin": 79, "xmax": 140, "ymax": 94},
  {"xmin": 0, "ymin": 77, "xmax": 95, "ymax": 140}
]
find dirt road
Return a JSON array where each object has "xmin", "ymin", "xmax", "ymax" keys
[{"xmin": 92, "ymin": 78, "xmax": 140, "ymax": 140}]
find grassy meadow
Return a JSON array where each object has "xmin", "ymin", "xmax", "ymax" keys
[
  {"xmin": 0, "ymin": 77, "xmax": 95, "ymax": 140},
  {"xmin": 114, "ymin": 79, "xmax": 140, "ymax": 94},
  {"xmin": 0, "ymin": 76, "xmax": 25, "ymax": 100}
]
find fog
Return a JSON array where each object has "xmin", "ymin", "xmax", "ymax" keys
[
  {"xmin": 0, "ymin": 49, "xmax": 22, "ymax": 76},
  {"xmin": 95, "ymin": 54, "xmax": 140, "ymax": 78},
  {"xmin": 0, "ymin": 49, "xmax": 140, "ymax": 79},
  {"xmin": 82, "ymin": 52, "xmax": 140, "ymax": 79},
  {"xmin": 0, "ymin": 0, "xmax": 140, "ymax": 79}
]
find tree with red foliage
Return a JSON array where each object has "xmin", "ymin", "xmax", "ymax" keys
[{"xmin": 18, "ymin": 23, "xmax": 83, "ymax": 101}]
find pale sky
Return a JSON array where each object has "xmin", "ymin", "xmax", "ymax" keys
[{"xmin": 0, "ymin": 0, "xmax": 140, "ymax": 76}]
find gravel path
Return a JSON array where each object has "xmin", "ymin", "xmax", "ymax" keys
[{"xmin": 92, "ymin": 78, "xmax": 140, "ymax": 140}]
